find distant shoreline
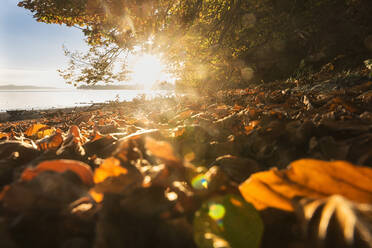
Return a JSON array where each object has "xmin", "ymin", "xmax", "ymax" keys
[{"xmin": 0, "ymin": 84, "xmax": 56, "ymax": 90}]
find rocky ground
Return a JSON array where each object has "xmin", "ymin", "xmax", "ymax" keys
[{"xmin": 0, "ymin": 67, "xmax": 371, "ymax": 248}]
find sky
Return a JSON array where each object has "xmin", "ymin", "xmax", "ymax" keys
[{"xmin": 0, "ymin": 0, "xmax": 88, "ymax": 88}]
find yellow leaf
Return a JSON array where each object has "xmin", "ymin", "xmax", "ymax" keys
[
  {"xmin": 25, "ymin": 123, "xmax": 49, "ymax": 137},
  {"xmin": 239, "ymin": 159, "xmax": 372, "ymax": 211},
  {"xmin": 36, "ymin": 128, "xmax": 55, "ymax": 139},
  {"xmin": 89, "ymin": 189, "xmax": 103, "ymax": 203},
  {"xmin": 93, "ymin": 157, "xmax": 127, "ymax": 184}
]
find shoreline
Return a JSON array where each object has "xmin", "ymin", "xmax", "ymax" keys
[{"xmin": 0, "ymin": 102, "xmax": 108, "ymax": 123}]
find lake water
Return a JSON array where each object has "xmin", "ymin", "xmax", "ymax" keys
[{"xmin": 0, "ymin": 89, "xmax": 172, "ymax": 111}]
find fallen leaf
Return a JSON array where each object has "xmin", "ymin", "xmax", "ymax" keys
[
  {"xmin": 0, "ymin": 132, "xmax": 9, "ymax": 140},
  {"xmin": 244, "ymin": 120, "xmax": 260, "ymax": 134},
  {"xmin": 239, "ymin": 159, "xmax": 372, "ymax": 211},
  {"xmin": 36, "ymin": 128, "xmax": 55, "ymax": 139},
  {"xmin": 89, "ymin": 188, "xmax": 103, "ymax": 203},
  {"xmin": 93, "ymin": 157, "xmax": 127, "ymax": 184},
  {"xmin": 36, "ymin": 131, "xmax": 63, "ymax": 151},
  {"xmin": 56, "ymin": 125, "xmax": 86, "ymax": 156},
  {"xmin": 21, "ymin": 159, "xmax": 94, "ymax": 186},
  {"xmin": 145, "ymin": 136, "xmax": 179, "ymax": 163},
  {"xmin": 25, "ymin": 123, "xmax": 49, "ymax": 137}
]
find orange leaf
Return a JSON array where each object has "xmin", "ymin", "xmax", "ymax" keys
[
  {"xmin": 69, "ymin": 125, "xmax": 81, "ymax": 138},
  {"xmin": 25, "ymin": 123, "xmax": 49, "ymax": 137},
  {"xmin": 90, "ymin": 130, "xmax": 103, "ymax": 142},
  {"xmin": 93, "ymin": 157, "xmax": 127, "ymax": 184},
  {"xmin": 0, "ymin": 132, "xmax": 9, "ymax": 140},
  {"xmin": 233, "ymin": 104, "xmax": 244, "ymax": 111},
  {"xmin": 244, "ymin": 120, "xmax": 260, "ymax": 134},
  {"xmin": 89, "ymin": 188, "xmax": 103, "ymax": 203},
  {"xmin": 239, "ymin": 159, "xmax": 372, "ymax": 211},
  {"xmin": 145, "ymin": 137, "xmax": 179, "ymax": 162},
  {"xmin": 21, "ymin": 159, "xmax": 94, "ymax": 186},
  {"xmin": 36, "ymin": 131, "xmax": 63, "ymax": 151}
]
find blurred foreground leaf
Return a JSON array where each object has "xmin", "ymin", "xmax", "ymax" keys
[
  {"xmin": 93, "ymin": 157, "xmax": 127, "ymax": 184},
  {"xmin": 21, "ymin": 159, "xmax": 94, "ymax": 186},
  {"xmin": 239, "ymin": 159, "xmax": 372, "ymax": 211}
]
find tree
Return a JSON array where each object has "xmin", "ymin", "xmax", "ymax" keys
[{"xmin": 18, "ymin": 0, "xmax": 372, "ymax": 90}]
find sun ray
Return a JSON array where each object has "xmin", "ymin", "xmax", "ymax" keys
[{"xmin": 129, "ymin": 54, "xmax": 173, "ymax": 90}]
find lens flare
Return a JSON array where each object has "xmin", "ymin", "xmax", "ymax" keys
[
  {"xmin": 191, "ymin": 174, "xmax": 208, "ymax": 190},
  {"xmin": 208, "ymin": 204, "xmax": 226, "ymax": 220}
]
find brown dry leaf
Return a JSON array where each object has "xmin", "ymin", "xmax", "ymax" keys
[
  {"xmin": 145, "ymin": 136, "xmax": 179, "ymax": 163},
  {"xmin": 98, "ymin": 118, "xmax": 105, "ymax": 126},
  {"xmin": 93, "ymin": 157, "xmax": 127, "ymax": 184},
  {"xmin": 25, "ymin": 123, "xmax": 49, "ymax": 137},
  {"xmin": 239, "ymin": 159, "xmax": 372, "ymax": 211},
  {"xmin": 233, "ymin": 104, "xmax": 244, "ymax": 111},
  {"xmin": 56, "ymin": 125, "xmax": 86, "ymax": 156},
  {"xmin": 328, "ymin": 97, "xmax": 358, "ymax": 113},
  {"xmin": 36, "ymin": 131, "xmax": 63, "ymax": 151},
  {"xmin": 21, "ymin": 159, "xmax": 94, "ymax": 186}
]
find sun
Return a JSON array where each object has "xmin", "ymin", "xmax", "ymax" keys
[{"xmin": 129, "ymin": 54, "xmax": 171, "ymax": 90}]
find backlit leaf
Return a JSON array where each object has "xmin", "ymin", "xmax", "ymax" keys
[
  {"xmin": 36, "ymin": 131, "xmax": 63, "ymax": 151},
  {"xmin": 93, "ymin": 157, "xmax": 127, "ymax": 184},
  {"xmin": 239, "ymin": 159, "xmax": 372, "ymax": 211},
  {"xmin": 89, "ymin": 188, "xmax": 104, "ymax": 203},
  {"xmin": 36, "ymin": 128, "xmax": 55, "ymax": 139},
  {"xmin": 25, "ymin": 123, "xmax": 49, "ymax": 137},
  {"xmin": 145, "ymin": 136, "xmax": 180, "ymax": 163}
]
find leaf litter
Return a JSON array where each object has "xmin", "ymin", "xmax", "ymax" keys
[{"xmin": 0, "ymin": 74, "xmax": 371, "ymax": 248}]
